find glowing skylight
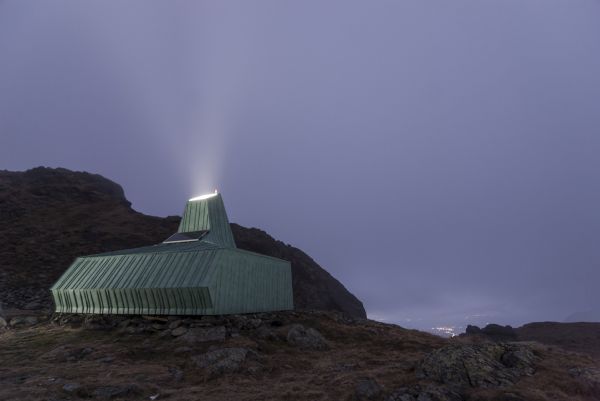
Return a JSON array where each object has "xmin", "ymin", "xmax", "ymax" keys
[{"xmin": 189, "ymin": 190, "xmax": 218, "ymax": 202}]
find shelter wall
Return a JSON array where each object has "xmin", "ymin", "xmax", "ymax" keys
[{"xmin": 210, "ymin": 249, "xmax": 293, "ymax": 314}]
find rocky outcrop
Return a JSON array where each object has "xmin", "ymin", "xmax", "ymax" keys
[
  {"xmin": 417, "ymin": 343, "xmax": 539, "ymax": 389},
  {"xmin": 465, "ymin": 321, "xmax": 600, "ymax": 359},
  {"xmin": 463, "ymin": 324, "xmax": 517, "ymax": 341},
  {"xmin": 0, "ymin": 167, "xmax": 366, "ymax": 318}
]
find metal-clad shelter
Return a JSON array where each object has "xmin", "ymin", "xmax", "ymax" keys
[{"xmin": 51, "ymin": 193, "xmax": 293, "ymax": 315}]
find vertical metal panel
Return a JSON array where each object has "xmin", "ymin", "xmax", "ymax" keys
[
  {"xmin": 52, "ymin": 287, "xmax": 214, "ymax": 315},
  {"xmin": 209, "ymin": 249, "xmax": 293, "ymax": 314}
]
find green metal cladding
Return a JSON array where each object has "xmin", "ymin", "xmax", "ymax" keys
[{"xmin": 51, "ymin": 193, "xmax": 294, "ymax": 315}]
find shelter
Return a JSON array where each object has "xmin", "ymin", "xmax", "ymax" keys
[{"xmin": 51, "ymin": 192, "xmax": 293, "ymax": 315}]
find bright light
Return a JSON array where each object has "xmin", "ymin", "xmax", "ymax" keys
[{"xmin": 189, "ymin": 190, "xmax": 218, "ymax": 202}]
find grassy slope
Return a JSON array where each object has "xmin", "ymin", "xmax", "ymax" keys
[{"xmin": 0, "ymin": 312, "xmax": 599, "ymax": 401}]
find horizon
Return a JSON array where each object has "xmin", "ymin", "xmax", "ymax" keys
[{"xmin": 2, "ymin": 1, "xmax": 600, "ymax": 333}]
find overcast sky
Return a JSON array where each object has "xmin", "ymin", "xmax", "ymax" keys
[{"xmin": 2, "ymin": 1, "xmax": 600, "ymax": 331}]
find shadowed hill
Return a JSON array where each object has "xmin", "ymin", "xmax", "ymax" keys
[{"xmin": 0, "ymin": 167, "xmax": 365, "ymax": 318}]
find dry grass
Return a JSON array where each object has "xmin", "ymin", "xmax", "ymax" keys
[{"xmin": 0, "ymin": 313, "xmax": 599, "ymax": 401}]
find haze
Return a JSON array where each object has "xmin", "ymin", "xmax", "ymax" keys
[{"xmin": 1, "ymin": 1, "xmax": 600, "ymax": 333}]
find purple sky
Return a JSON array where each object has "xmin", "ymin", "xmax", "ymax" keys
[{"xmin": 2, "ymin": 1, "xmax": 600, "ymax": 332}]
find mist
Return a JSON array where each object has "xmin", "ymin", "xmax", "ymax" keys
[{"xmin": 1, "ymin": 1, "xmax": 600, "ymax": 332}]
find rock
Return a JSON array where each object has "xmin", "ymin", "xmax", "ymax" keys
[
  {"xmin": 168, "ymin": 367, "xmax": 184, "ymax": 382},
  {"xmin": 354, "ymin": 378, "xmax": 382, "ymax": 400},
  {"xmin": 232, "ymin": 315, "xmax": 263, "ymax": 330},
  {"xmin": 465, "ymin": 325, "xmax": 481, "ymax": 335},
  {"xmin": 569, "ymin": 367, "xmax": 600, "ymax": 385},
  {"xmin": 9, "ymin": 316, "xmax": 38, "ymax": 327},
  {"xmin": 179, "ymin": 326, "xmax": 226, "ymax": 343},
  {"xmin": 286, "ymin": 324, "xmax": 328, "ymax": 350},
  {"xmin": 385, "ymin": 385, "xmax": 462, "ymax": 401},
  {"xmin": 171, "ymin": 326, "xmax": 188, "ymax": 337},
  {"xmin": 158, "ymin": 329, "xmax": 172, "ymax": 338},
  {"xmin": 255, "ymin": 325, "xmax": 278, "ymax": 340},
  {"xmin": 481, "ymin": 324, "xmax": 518, "ymax": 341},
  {"xmin": 168, "ymin": 320, "xmax": 183, "ymax": 330},
  {"xmin": 23, "ymin": 301, "xmax": 42, "ymax": 310},
  {"xmin": 417, "ymin": 343, "xmax": 539, "ymax": 389},
  {"xmin": 62, "ymin": 383, "xmax": 81, "ymax": 393},
  {"xmin": 83, "ymin": 315, "xmax": 116, "ymax": 330},
  {"xmin": 93, "ymin": 384, "xmax": 140, "ymax": 399},
  {"xmin": 192, "ymin": 347, "xmax": 253, "ymax": 376},
  {"xmin": 118, "ymin": 319, "xmax": 131, "ymax": 329},
  {"xmin": 43, "ymin": 345, "xmax": 94, "ymax": 362},
  {"xmin": 0, "ymin": 317, "xmax": 7, "ymax": 328}
]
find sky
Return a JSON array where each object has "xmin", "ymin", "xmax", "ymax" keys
[{"xmin": 1, "ymin": 1, "xmax": 600, "ymax": 333}]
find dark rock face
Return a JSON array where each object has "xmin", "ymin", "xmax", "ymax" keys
[{"xmin": 0, "ymin": 167, "xmax": 366, "ymax": 318}]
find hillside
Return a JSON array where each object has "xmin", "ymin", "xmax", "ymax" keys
[
  {"xmin": 1, "ymin": 167, "xmax": 600, "ymax": 400},
  {"xmin": 1, "ymin": 311, "xmax": 600, "ymax": 401},
  {"xmin": 0, "ymin": 167, "xmax": 365, "ymax": 318}
]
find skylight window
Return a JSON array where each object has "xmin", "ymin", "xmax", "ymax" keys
[{"xmin": 163, "ymin": 230, "xmax": 209, "ymax": 243}]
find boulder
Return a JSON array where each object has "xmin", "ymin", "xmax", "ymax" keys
[
  {"xmin": 286, "ymin": 324, "xmax": 329, "ymax": 350},
  {"xmin": 8, "ymin": 316, "xmax": 38, "ymax": 327},
  {"xmin": 169, "ymin": 320, "xmax": 183, "ymax": 330},
  {"xmin": 417, "ymin": 343, "xmax": 539, "ymax": 389},
  {"xmin": 171, "ymin": 326, "xmax": 188, "ymax": 337},
  {"xmin": 355, "ymin": 378, "xmax": 382, "ymax": 400},
  {"xmin": 179, "ymin": 326, "xmax": 226, "ymax": 343},
  {"xmin": 569, "ymin": 367, "xmax": 600, "ymax": 385},
  {"xmin": 192, "ymin": 347, "xmax": 254, "ymax": 376},
  {"xmin": 62, "ymin": 383, "xmax": 81, "ymax": 393},
  {"xmin": 23, "ymin": 301, "xmax": 43, "ymax": 310}
]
